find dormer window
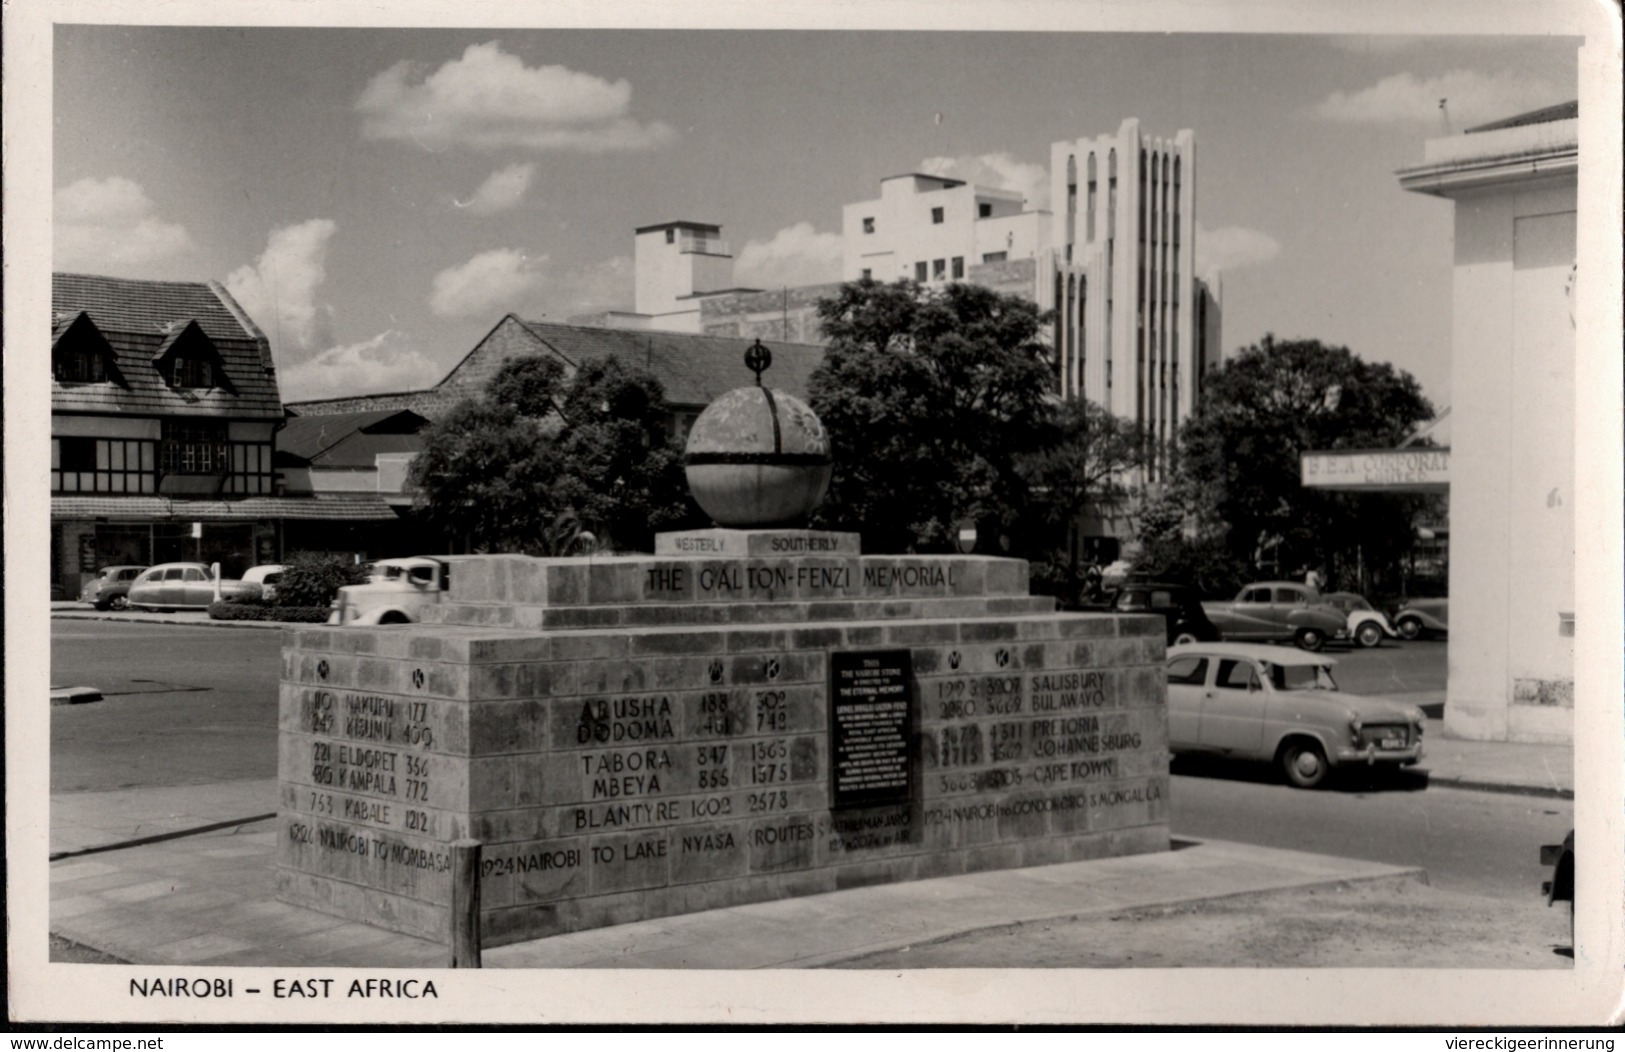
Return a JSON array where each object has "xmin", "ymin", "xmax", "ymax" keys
[
  {"xmin": 52, "ymin": 312, "xmax": 120, "ymax": 385},
  {"xmin": 172, "ymin": 354, "xmax": 215, "ymax": 389},
  {"xmin": 56, "ymin": 346, "xmax": 107, "ymax": 383},
  {"xmin": 152, "ymin": 319, "xmax": 232, "ymax": 393}
]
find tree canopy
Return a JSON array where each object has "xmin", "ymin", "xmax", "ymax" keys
[
  {"xmin": 1166, "ymin": 334, "xmax": 1436, "ymax": 590},
  {"xmin": 807, "ymin": 279, "xmax": 1057, "ymax": 553},
  {"xmin": 408, "ymin": 355, "xmax": 695, "ymax": 553}
]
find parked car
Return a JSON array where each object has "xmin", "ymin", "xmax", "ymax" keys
[
  {"xmin": 126, "ymin": 562, "xmax": 259, "ymax": 611},
  {"xmin": 328, "ymin": 556, "xmax": 452, "ymax": 625},
  {"xmin": 79, "ymin": 565, "xmax": 147, "ymax": 611},
  {"xmin": 1086, "ymin": 579, "xmax": 1220, "ymax": 646},
  {"xmin": 1318, "ymin": 591, "xmax": 1397, "ymax": 648},
  {"xmin": 240, "ymin": 564, "xmax": 286, "ymax": 603},
  {"xmin": 1200, "ymin": 581, "xmax": 1351, "ymax": 651},
  {"xmin": 1165, "ymin": 642, "xmax": 1428, "ymax": 788},
  {"xmin": 1541, "ymin": 829, "xmax": 1575, "ymax": 939},
  {"xmin": 1393, "ymin": 597, "xmax": 1449, "ymax": 640}
]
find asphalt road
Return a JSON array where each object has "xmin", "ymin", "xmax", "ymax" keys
[
  {"xmin": 52, "ymin": 622, "xmax": 1558, "ymax": 903},
  {"xmin": 50, "ymin": 620, "xmax": 285, "ymax": 792}
]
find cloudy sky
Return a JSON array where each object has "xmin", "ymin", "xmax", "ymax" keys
[{"xmin": 53, "ymin": 25, "xmax": 1578, "ymax": 404}]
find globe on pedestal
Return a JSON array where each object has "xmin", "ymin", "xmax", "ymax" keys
[{"xmin": 683, "ymin": 385, "xmax": 832, "ymax": 527}]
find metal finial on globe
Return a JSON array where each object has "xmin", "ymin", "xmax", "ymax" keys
[
  {"xmin": 744, "ymin": 338, "xmax": 772, "ymax": 386},
  {"xmin": 682, "ymin": 343, "xmax": 831, "ymax": 527}
]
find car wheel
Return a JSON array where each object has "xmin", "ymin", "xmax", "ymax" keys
[
  {"xmin": 93, "ymin": 600, "xmax": 111, "ymax": 611},
  {"xmin": 1295, "ymin": 627, "xmax": 1326, "ymax": 652},
  {"xmin": 1172, "ymin": 629, "xmax": 1201, "ymax": 646},
  {"xmin": 109, "ymin": 595, "xmax": 129, "ymax": 611},
  {"xmin": 1355, "ymin": 621, "xmax": 1384, "ymax": 648},
  {"xmin": 1396, "ymin": 616, "xmax": 1423, "ymax": 641},
  {"xmin": 1281, "ymin": 740, "xmax": 1329, "ymax": 789}
]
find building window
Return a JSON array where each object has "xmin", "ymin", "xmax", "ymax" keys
[
  {"xmin": 862, "ymin": 217, "xmax": 875, "ymax": 234},
  {"xmin": 931, "ymin": 207, "xmax": 944, "ymax": 225},
  {"xmin": 978, "ymin": 202, "xmax": 992, "ymax": 219},
  {"xmin": 982, "ymin": 251, "xmax": 1007, "ymax": 264},
  {"xmin": 915, "ymin": 261, "xmax": 928, "ymax": 282},
  {"xmin": 52, "ymin": 437, "xmax": 157, "ymax": 493},
  {"xmin": 161, "ymin": 420, "xmax": 229, "ymax": 475},
  {"xmin": 54, "ymin": 347, "xmax": 107, "ymax": 384},
  {"xmin": 861, "ymin": 268, "xmax": 872, "ymax": 281},
  {"xmin": 932, "ymin": 259, "xmax": 946, "ymax": 280},
  {"xmin": 171, "ymin": 354, "xmax": 215, "ymax": 390},
  {"xmin": 951, "ymin": 257, "xmax": 964, "ymax": 280},
  {"xmin": 666, "ymin": 229, "xmax": 675, "ymax": 244}
]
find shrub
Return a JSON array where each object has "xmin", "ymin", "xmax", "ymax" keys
[
  {"xmin": 274, "ymin": 552, "xmax": 370, "ymax": 608},
  {"xmin": 208, "ymin": 602, "xmax": 331, "ymax": 622}
]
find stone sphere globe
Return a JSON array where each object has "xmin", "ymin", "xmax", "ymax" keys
[{"xmin": 683, "ymin": 386, "xmax": 832, "ymax": 527}]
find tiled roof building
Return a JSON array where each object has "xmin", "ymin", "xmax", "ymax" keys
[
  {"xmin": 286, "ymin": 315, "xmax": 826, "ymax": 426},
  {"xmin": 50, "ymin": 273, "xmax": 403, "ymax": 598}
]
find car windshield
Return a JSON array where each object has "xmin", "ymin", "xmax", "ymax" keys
[
  {"xmin": 377, "ymin": 565, "xmax": 409, "ymax": 581},
  {"xmin": 1266, "ymin": 662, "xmax": 1338, "ymax": 691}
]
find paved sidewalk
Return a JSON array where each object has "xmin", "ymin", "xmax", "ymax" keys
[
  {"xmin": 52, "ymin": 602, "xmax": 291, "ymax": 630},
  {"xmin": 48, "ymin": 781, "xmax": 1424, "ymax": 970}
]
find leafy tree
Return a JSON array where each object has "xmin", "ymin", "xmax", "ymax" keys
[
  {"xmin": 1015, "ymin": 397, "xmax": 1145, "ymax": 604},
  {"xmin": 409, "ymin": 355, "xmax": 695, "ymax": 553},
  {"xmin": 807, "ymin": 279, "xmax": 1055, "ymax": 552},
  {"xmin": 273, "ymin": 551, "xmax": 371, "ymax": 608},
  {"xmin": 1170, "ymin": 334, "xmax": 1435, "ymax": 591}
]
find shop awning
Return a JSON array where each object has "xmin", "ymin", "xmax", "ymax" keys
[{"xmin": 52, "ymin": 493, "xmax": 402, "ymax": 522}]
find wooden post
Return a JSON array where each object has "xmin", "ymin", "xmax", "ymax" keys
[{"xmin": 450, "ymin": 839, "xmax": 482, "ymax": 968}]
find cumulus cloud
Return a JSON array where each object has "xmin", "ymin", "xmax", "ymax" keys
[
  {"xmin": 1311, "ymin": 69, "xmax": 1563, "ymax": 127},
  {"xmin": 356, "ymin": 42, "xmax": 677, "ymax": 153},
  {"xmin": 278, "ymin": 330, "xmax": 444, "ymax": 402},
  {"xmin": 429, "ymin": 248, "xmax": 542, "ymax": 318},
  {"xmin": 458, "ymin": 162, "xmax": 536, "ymax": 215},
  {"xmin": 1195, "ymin": 224, "xmax": 1282, "ymax": 284},
  {"xmin": 920, "ymin": 152, "xmax": 1049, "ymax": 208},
  {"xmin": 734, "ymin": 223, "xmax": 843, "ymax": 290},
  {"xmin": 54, "ymin": 176, "xmax": 194, "ymax": 269},
  {"xmin": 225, "ymin": 219, "xmax": 338, "ymax": 354}
]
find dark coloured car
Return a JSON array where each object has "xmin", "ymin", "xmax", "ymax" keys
[
  {"xmin": 79, "ymin": 565, "xmax": 147, "ymax": 611},
  {"xmin": 1393, "ymin": 597, "xmax": 1449, "ymax": 640},
  {"xmin": 1201, "ymin": 581, "xmax": 1351, "ymax": 651},
  {"xmin": 1097, "ymin": 580, "xmax": 1220, "ymax": 646}
]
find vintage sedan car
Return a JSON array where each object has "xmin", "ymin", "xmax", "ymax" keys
[
  {"xmin": 1092, "ymin": 580, "xmax": 1220, "ymax": 646},
  {"xmin": 1393, "ymin": 597, "xmax": 1449, "ymax": 640},
  {"xmin": 1165, "ymin": 642, "xmax": 1427, "ymax": 788},
  {"xmin": 79, "ymin": 565, "xmax": 147, "ymax": 611},
  {"xmin": 1200, "ymin": 581, "xmax": 1350, "ymax": 651},
  {"xmin": 126, "ymin": 562, "xmax": 258, "ymax": 611},
  {"xmin": 240, "ymin": 564, "xmax": 286, "ymax": 603},
  {"xmin": 1319, "ymin": 591, "xmax": 1397, "ymax": 648},
  {"xmin": 328, "ymin": 556, "xmax": 452, "ymax": 625}
]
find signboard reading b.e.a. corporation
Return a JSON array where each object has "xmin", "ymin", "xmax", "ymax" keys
[{"xmin": 828, "ymin": 650, "xmax": 915, "ymax": 810}]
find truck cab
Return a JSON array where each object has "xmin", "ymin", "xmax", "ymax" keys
[{"xmin": 327, "ymin": 556, "xmax": 451, "ymax": 625}]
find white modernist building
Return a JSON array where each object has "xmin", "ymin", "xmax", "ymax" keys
[
  {"xmin": 1397, "ymin": 101, "xmax": 1578, "ymax": 744},
  {"xmin": 836, "ymin": 120, "xmax": 1222, "ymax": 481}
]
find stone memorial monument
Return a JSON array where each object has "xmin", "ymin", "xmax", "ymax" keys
[{"xmin": 277, "ymin": 342, "xmax": 1170, "ymax": 948}]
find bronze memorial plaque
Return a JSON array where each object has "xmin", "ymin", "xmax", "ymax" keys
[{"xmin": 829, "ymin": 650, "xmax": 914, "ymax": 810}]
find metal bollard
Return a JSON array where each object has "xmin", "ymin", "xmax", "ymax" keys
[{"xmin": 450, "ymin": 839, "xmax": 482, "ymax": 968}]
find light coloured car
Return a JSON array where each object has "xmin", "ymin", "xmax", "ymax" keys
[
  {"xmin": 79, "ymin": 565, "xmax": 147, "ymax": 610},
  {"xmin": 126, "ymin": 562, "xmax": 258, "ymax": 611},
  {"xmin": 328, "ymin": 556, "xmax": 451, "ymax": 625},
  {"xmin": 1165, "ymin": 642, "xmax": 1426, "ymax": 788},
  {"xmin": 240, "ymin": 564, "xmax": 286, "ymax": 603},
  {"xmin": 1393, "ymin": 597, "xmax": 1448, "ymax": 640},
  {"xmin": 1318, "ymin": 591, "xmax": 1396, "ymax": 648}
]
